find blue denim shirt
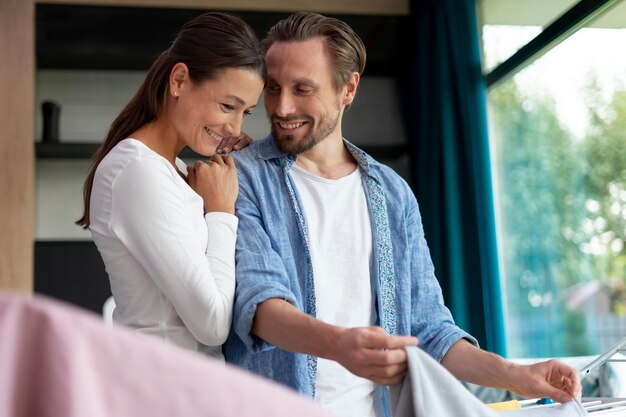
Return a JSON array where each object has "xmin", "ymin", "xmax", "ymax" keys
[{"xmin": 224, "ymin": 136, "xmax": 476, "ymax": 414}]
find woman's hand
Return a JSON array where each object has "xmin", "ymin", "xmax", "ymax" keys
[
  {"xmin": 215, "ymin": 132, "xmax": 253, "ymax": 155},
  {"xmin": 187, "ymin": 154, "xmax": 238, "ymax": 214}
]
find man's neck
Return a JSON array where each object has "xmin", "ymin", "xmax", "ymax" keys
[{"xmin": 295, "ymin": 132, "xmax": 357, "ymax": 180}]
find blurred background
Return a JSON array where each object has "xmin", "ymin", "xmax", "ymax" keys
[{"xmin": 3, "ymin": 0, "xmax": 626, "ymax": 364}]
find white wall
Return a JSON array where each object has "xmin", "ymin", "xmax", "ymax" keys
[
  {"xmin": 36, "ymin": 70, "xmax": 407, "ymax": 240},
  {"xmin": 36, "ymin": 160, "xmax": 92, "ymax": 240}
]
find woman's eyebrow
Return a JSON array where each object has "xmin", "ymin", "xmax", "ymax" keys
[{"xmin": 224, "ymin": 95, "xmax": 246, "ymax": 105}]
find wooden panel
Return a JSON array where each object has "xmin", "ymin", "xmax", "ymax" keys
[
  {"xmin": 0, "ymin": 0, "xmax": 35, "ymax": 292},
  {"xmin": 36, "ymin": 0, "xmax": 409, "ymax": 16}
]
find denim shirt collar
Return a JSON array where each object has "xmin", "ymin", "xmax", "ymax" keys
[{"xmin": 255, "ymin": 134, "xmax": 381, "ymax": 176}]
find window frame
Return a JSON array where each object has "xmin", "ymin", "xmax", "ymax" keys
[{"xmin": 485, "ymin": 0, "xmax": 620, "ymax": 88}]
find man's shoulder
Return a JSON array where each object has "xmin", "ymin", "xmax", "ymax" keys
[
  {"xmin": 231, "ymin": 135, "xmax": 288, "ymax": 186},
  {"xmin": 346, "ymin": 142, "xmax": 410, "ymax": 190},
  {"xmin": 231, "ymin": 136, "xmax": 274, "ymax": 171},
  {"xmin": 234, "ymin": 135, "xmax": 285, "ymax": 161},
  {"xmin": 372, "ymin": 164, "xmax": 413, "ymax": 198},
  {"xmin": 232, "ymin": 136, "xmax": 267, "ymax": 160},
  {"xmin": 349, "ymin": 144, "xmax": 414, "ymax": 205}
]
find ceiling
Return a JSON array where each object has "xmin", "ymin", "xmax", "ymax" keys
[{"xmin": 478, "ymin": 0, "xmax": 626, "ymax": 29}]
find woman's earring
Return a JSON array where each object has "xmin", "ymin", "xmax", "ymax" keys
[{"xmin": 173, "ymin": 91, "xmax": 179, "ymax": 97}]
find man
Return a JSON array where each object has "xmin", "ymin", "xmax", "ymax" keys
[{"xmin": 224, "ymin": 12, "xmax": 581, "ymax": 417}]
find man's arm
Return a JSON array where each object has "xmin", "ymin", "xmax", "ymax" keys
[
  {"xmin": 441, "ymin": 339, "xmax": 582, "ymax": 403},
  {"xmin": 253, "ymin": 298, "xmax": 418, "ymax": 385},
  {"xmin": 400, "ymin": 193, "xmax": 580, "ymax": 402}
]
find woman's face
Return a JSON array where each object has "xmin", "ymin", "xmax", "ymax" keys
[{"xmin": 169, "ymin": 66, "xmax": 264, "ymax": 156}]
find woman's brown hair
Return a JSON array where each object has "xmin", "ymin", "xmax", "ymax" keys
[{"xmin": 76, "ymin": 12, "xmax": 264, "ymax": 229}]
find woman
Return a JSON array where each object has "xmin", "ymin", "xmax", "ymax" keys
[{"xmin": 76, "ymin": 12, "xmax": 265, "ymax": 359}]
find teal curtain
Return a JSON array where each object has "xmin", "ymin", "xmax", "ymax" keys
[{"xmin": 402, "ymin": 0, "xmax": 506, "ymax": 355}]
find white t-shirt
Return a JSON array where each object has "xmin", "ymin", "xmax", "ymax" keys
[
  {"xmin": 290, "ymin": 163, "xmax": 376, "ymax": 417},
  {"xmin": 89, "ymin": 138, "xmax": 237, "ymax": 358}
]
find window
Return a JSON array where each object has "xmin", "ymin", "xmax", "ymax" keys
[
  {"xmin": 479, "ymin": 0, "xmax": 580, "ymax": 72},
  {"xmin": 482, "ymin": 0, "xmax": 626, "ymax": 358}
]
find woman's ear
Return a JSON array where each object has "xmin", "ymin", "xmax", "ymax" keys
[{"xmin": 169, "ymin": 62, "xmax": 190, "ymax": 98}]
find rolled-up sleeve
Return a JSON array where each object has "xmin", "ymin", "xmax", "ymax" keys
[{"xmin": 233, "ymin": 174, "xmax": 299, "ymax": 352}]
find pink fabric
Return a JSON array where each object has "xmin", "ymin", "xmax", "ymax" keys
[{"xmin": 0, "ymin": 292, "xmax": 334, "ymax": 417}]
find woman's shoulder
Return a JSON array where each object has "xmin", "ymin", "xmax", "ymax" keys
[
  {"xmin": 99, "ymin": 139, "xmax": 173, "ymax": 176},
  {"xmin": 103, "ymin": 138, "xmax": 162, "ymax": 162},
  {"xmin": 93, "ymin": 139, "xmax": 182, "ymax": 200}
]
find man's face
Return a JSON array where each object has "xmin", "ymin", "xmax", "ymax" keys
[{"xmin": 264, "ymin": 38, "xmax": 343, "ymax": 155}]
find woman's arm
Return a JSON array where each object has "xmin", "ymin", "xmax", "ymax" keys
[{"xmin": 111, "ymin": 157, "xmax": 236, "ymax": 345}]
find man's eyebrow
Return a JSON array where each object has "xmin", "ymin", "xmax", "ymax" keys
[
  {"xmin": 294, "ymin": 78, "xmax": 319, "ymax": 87},
  {"xmin": 265, "ymin": 77, "xmax": 319, "ymax": 88}
]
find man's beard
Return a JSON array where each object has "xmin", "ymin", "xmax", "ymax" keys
[{"xmin": 271, "ymin": 110, "xmax": 340, "ymax": 155}]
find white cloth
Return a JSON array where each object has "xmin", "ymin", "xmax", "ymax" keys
[
  {"xmin": 89, "ymin": 138, "xmax": 237, "ymax": 357},
  {"xmin": 390, "ymin": 346, "xmax": 588, "ymax": 417},
  {"xmin": 291, "ymin": 164, "xmax": 376, "ymax": 417}
]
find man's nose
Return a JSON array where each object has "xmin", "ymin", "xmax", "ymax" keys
[{"xmin": 274, "ymin": 91, "xmax": 296, "ymax": 117}]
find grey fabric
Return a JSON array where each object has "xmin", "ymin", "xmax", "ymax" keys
[{"xmin": 390, "ymin": 346, "xmax": 588, "ymax": 417}]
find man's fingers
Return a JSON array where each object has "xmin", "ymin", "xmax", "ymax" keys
[
  {"xmin": 385, "ymin": 335, "xmax": 419, "ymax": 349},
  {"xmin": 542, "ymin": 385, "xmax": 573, "ymax": 404},
  {"xmin": 366, "ymin": 362, "xmax": 407, "ymax": 378},
  {"xmin": 564, "ymin": 372, "xmax": 582, "ymax": 400},
  {"xmin": 360, "ymin": 347, "xmax": 408, "ymax": 366},
  {"xmin": 549, "ymin": 363, "xmax": 582, "ymax": 401},
  {"xmin": 371, "ymin": 370, "xmax": 407, "ymax": 386},
  {"xmin": 557, "ymin": 375, "xmax": 581, "ymax": 401},
  {"xmin": 362, "ymin": 330, "xmax": 418, "ymax": 350}
]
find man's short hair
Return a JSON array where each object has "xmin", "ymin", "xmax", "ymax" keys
[{"xmin": 262, "ymin": 12, "xmax": 366, "ymax": 91}]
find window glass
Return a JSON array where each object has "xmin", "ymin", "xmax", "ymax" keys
[
  {"xmin": 485, "ymin": 1, "xmax": 626, "ymax": 358},
  {"xmin": 480, "ymin": 0, "xmax": 581, "ymax": 72}
]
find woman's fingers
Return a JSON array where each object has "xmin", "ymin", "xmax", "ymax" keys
[
  {"xmin": 231, "ymin": 133, "xmax": 253, "ymax": 150},
  {"xmin": 186, "ymin": 165, "xmax": 196, "ymax": 188},
  {"xmin": 211, "ymin": 153, "xmax": 226, "ymax": 165},
  {"xmin": 223, "ymin": 155, "xmax": 235, "ymax": 168},
  {"xmin": 216, "ymin": 132, "xmax": 253, "ymax": 154}
]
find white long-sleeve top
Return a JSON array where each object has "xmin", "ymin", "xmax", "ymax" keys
[{"xmin": 89, "ymin": 138, "xmax": 237, "ymax": 358}]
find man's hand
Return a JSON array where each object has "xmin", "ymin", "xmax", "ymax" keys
[
  {"xmin": 503, "ymin": 359, "xmax": 582, "ymax": 404},
  {"xmin": 331, "ymin": 326, "xmax": 418, "ymax": 385},
  {"xmin": 253, "ymin": 299, "xmax": 417, "ymax": 386},
  {"xmin": 441, "ymin": 340, "xmax": 581, "ymax": 404}
]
